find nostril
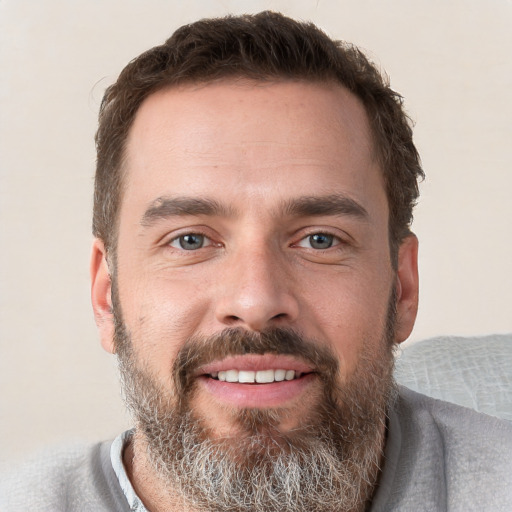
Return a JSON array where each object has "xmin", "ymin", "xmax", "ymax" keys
[{"xmin": 216, "ymin": 291, "xmax": 299, "ymax": 330}]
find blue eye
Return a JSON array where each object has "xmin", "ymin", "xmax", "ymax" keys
[
  {"xmin": 297, "ymin": 233, "xmax": 337, "ymax": 250},
  {"xmin": 170, "ymin": 234, "xmax": 208, "ymax": 250},
  {"xmin": 309, "ymin": 233, "xmax": 334, "ymax": 249}
]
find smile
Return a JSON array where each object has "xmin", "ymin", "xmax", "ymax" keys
[
  {"xmin": 196, "ymin": 354, "xmax": 316, "ymax": 408},
  {"xmin": 210, "ymin": 369, "xmax": 302, "ymax": 383}
]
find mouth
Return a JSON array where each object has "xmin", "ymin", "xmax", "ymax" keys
[
  {"xmin": 195, "ymin": 354, "xmax": 317, "ymax": 408},
  {"xmin": 209, "ymin": 368, "xmax": 305, "ymax": 383}
]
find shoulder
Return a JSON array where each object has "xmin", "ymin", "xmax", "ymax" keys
[
  {"xmin": 0, "ymin": 439, "xmax": 129, "ymax": 512},
  {"xmin": 390, "ymin": 386, "xmax": 512, "ymax": 510},
  {"xmin": 398, "ymin": 385, "xmax": 512, "ymax": 445}
]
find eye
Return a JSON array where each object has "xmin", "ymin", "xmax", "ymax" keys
[
  {"xmin": 169, "ymin": 233, "xmax": 212, "ymax": 251},
  {"xmin": 297, "ymin": 233, "xmax": 338, "ymax": 250}
]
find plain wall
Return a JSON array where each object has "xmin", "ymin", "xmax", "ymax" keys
[{"xmin": 1, "ymin": 0, "xmax": 511, "ymax": 467}]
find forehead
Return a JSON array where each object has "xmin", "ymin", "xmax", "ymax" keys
[{"xmin": 121, "ymin": 80, "xmax": 384, "ymax": 221}]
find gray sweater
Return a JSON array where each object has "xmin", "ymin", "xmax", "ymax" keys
[{"xmin": 2, "ymin": 387, "xmax": 512, "ymax": 511}]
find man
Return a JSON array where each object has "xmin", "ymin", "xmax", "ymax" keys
[{"xmin": 2, "ymin": 11, "xmax": 511, "ymax": 512}]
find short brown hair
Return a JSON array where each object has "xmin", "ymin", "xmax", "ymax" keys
[{"xmin": 94, "ymin": 11, "xmax": 424, "ymax": 262}]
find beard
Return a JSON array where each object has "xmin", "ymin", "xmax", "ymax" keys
[{"xmin": 113, "ymin": 294, "xmax": 397, "ymax": 512}]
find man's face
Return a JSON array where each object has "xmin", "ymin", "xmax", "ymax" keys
[{"xmin": 91, "ymin": 79, "xmax": 418, "ymax": 509}]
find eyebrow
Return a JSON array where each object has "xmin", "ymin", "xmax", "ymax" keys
[
  {"xmin": 141, "ymin": 193, "xmax": 368, "ymax": 228},
  {"xmin": 141, "ymin": 196, "xmax": 232, "ymax": 227},
  {"xmin": 282, "ymin": 194, "xmax": 369, "ymax": 220}
]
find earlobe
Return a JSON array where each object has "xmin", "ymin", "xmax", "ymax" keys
[
  {"xmin": 394, "ymin": 234, "xmax": 419, "ymax": 344},
  {"xmin": 90, "ymin": 239, "xmax": 116, "ymax": 354}
]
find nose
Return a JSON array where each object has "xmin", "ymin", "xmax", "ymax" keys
[{"xmin": 214, "ymin": 246, "xmax": 300, "ymax": 332}]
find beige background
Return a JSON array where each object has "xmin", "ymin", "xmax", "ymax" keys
[{"xmin": 1, "ymin": 0, "xmax": 511, "ymax": 468}]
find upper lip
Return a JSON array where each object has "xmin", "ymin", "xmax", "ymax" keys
[{"xmin": 195, "ymin": 354, "xmax": 315, "ymax": 376}]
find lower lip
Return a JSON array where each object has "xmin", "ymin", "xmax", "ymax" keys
[{"xmin": 197, "ymin": 373, "xmax": 316, "ymax": 408}]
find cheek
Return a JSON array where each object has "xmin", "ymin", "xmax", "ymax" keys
[
  {"xmin": 117, "ymin": 271, "xmax": 211, "ymax": 369},
  {"xmin": 299, "ymin": 268, "xmax": 393, "ymax": 376}
]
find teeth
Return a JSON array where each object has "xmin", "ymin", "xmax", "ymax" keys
[
  {"xmin": 255, "ymin": 369, "xmax": 274, "ymax": 383},
  {"xmin": 225, "ymin": 370, "xmax": 239, "ymax": 383},
  {"xmin": 211, "ymin": 369, "xmax": 301, "ymax": 383},
  {"xmin": 285, "ymin": 370, "xmax": 296, "ymax": 381},
  {"xmin": 274, "ymin": 369, "xmax": 286, "ymax": 382},
  {"xmin": 238, "ymin": 370, "xmax": 255, "ymax": 383}
]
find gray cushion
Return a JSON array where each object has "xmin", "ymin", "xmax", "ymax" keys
[{"xmin": 394, "ymin": 333, "xmax": 512, "ymax": 421}]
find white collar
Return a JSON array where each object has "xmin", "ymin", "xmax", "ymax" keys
[{"xmin": 110, "ymin": 429, "xmax": 148, "ymax": 512}]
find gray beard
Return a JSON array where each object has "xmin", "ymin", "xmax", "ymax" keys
[{"xmin": 114, "ymin": 321, "xmax": 397, "ymax": 512}]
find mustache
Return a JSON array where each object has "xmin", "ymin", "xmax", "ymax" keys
[{"xmin": 172, "ymin": 327, "xmax": 340, "ymax": 397}]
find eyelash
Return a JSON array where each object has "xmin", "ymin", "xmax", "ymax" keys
[
  {"xmin": 165, "ymin": 229, "xmax": 346, "ymax": 252},
  {"xmin": 167, "ymin": 231, "xmax": 216, "ymax": 250},
  {"xmin": 294, "ymin": 231, "xmax": 343, "ymax": 250}
]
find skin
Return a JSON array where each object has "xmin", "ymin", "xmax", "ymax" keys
[{"xmin": 90, "ymin": 80, "xmax": 419, "ymax": 508}]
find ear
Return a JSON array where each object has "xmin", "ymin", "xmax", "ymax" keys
[
  {"xmin": 90, "ymin": 238, "xmax": 115, "ymax": 354},
  {"xmin": 394, "ymin": 234, "xmax": 419, "ymax": 344}
]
